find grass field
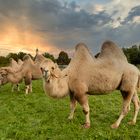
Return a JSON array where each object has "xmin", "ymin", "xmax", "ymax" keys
[{"xmin": 0, "ymin": 80, "xmax": 140, "ymax": 140}]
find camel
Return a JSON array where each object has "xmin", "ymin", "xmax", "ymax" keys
[
  {"xmin": 0, "ymin": 55, "xmax": 43, "ymax": 94},
  {"xmin": 0, "ymin": 69, "xmax": 8, "ymax": 86},
  {"xmin": 39, "ymin": 41, "xmax": 140, "ymax": 129},
  {"xmin": 10, "ymin": 58, "xmax": 23, "ymax": 91},
  {"xmin": 0, "ymin": 58, "xmax": 23, "ymax": 91}
]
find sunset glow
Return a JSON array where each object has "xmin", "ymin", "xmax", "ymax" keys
[{"xmin": 0, "ymin": 25, "xmax": 60, "ymax": 56}]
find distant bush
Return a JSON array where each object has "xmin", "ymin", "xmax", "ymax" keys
[{"xmin": 123, "ymin": 45, "xmax": 140, "ymax": 65}]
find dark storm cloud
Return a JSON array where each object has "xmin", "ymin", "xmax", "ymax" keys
[
  {"xmin": 123, "ymin": 5, "xmax": 140, "ymax": 24},
  {"xmin": 24, "ymin": 0, "xmax": 111, "ymax": 31}
]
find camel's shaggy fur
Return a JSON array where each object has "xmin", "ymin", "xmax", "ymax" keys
[
  {"xmin": 41, "ymin": 59, "xmax": 69, "ymax": 98},
  {"xmin": 0, "ymin": 55, "xmax": 42, "ymax": 94},
  {"xmin": 40, "ymin": 40, "xmax": 140, "ymax": 129},
  {"xmin": 0, "ymin": 58, "xmax": 23, "ymax": 91},
  {"xmin": 0, "ymin": 69, "xmax": 8, "ymax": 85},
  {"xmin": 34, "ymin": 53, "xmax": 69, "ymax": 98}
]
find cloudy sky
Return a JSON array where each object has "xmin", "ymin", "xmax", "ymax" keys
[{"xmin": 0, "ymin": 0, "xmax": 140, "ymax": 57}]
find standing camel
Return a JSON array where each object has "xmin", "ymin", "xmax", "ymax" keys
[
  {"xmin": 0, "ymin": 55, "xmax": 42, "ymax": 94},
  {"xmin": 39, "ymin": 41, "xmax": 140, "ymax": 128}
]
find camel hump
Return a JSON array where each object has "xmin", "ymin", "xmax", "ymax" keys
[
  {"xmin": 23, "ymin": 55, "xmax": 31, "ymax": 61},
  {"xmin": 75, "ymin": 43, "xmax": 88, "ymax": 50},
  {"xmin": 9, "ymin": 58, "xmax": 18, "ymax": 67},
  {"xmin": 65, "ymin": 42, "xmax": 95, "ymax": 70},
  {"xmin": 9, "ymin": 58, "xmax": 14, "ymax": 61},
  {"xmin": 99, "ymin": 40, "xmax": 127, "ymax": 61},
  {"xmin": 75, "ymin": 43, "xmax": 94, "ymax": 60},
  {"xmin": 18, "ymin": 59, "xmax": 23, "ymax": 64},
  {"xmin": 35, "ymin": 54, "xmax": 46, "ymax": 62},
  {"xmin": 10, "ymin": 58, "xmax": 16, "ymax": 63}
]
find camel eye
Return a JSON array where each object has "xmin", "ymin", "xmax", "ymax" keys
[{"xmin": 51, "ymin": 67, "xmax": 54, "ymax": 70}]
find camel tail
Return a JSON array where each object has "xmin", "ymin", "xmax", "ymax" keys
[{"xmin": 138, "ymin": 75, "xmax": 140, "ymax": 93}]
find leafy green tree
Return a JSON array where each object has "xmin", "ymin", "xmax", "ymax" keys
[
  {"xmin": 6, "ymin": 53, "xmax": 19, "ymax": 62},
  {"xmin": 122, "ymin": 45, "xmax": 140, "ymax": 65},
  {"xmin": 57, "ymin": 51, "xmax": 70, "ymax": 65},
  {"xmin": 18, "ymin": 52, "xmax": 27, "ymax": 60},
  {"xmin": 43, "ymin": 52, "xmax": 56, "ymax": 62},
  {"xmin": 0, "ymin": 56, "xmax": 9, "ymax": 66}
]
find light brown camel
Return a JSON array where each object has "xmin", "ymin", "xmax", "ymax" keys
[
  {"xmin": 0, "ymin": 58, "xmax": 23, "ymax": 91},
  {"xmin": 0, "ymin": 55, "xmax": 42, "ymax": 94},
  {"xmin": 39, "ymin": 41, "xmax": 140, "ymax": 129},
  {"xmin": 10, "ymin": 58, "xmax": 23, "ymax": 91}
]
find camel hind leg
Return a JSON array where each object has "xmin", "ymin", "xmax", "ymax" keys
[
  {"xmin": 111, "ymin": 90, "xmax": 134, "ymax": 129},
  {"xmin": 128, "ymin": 92, "xmax": 140, "ymax": 125},
  {"xmin": 68, "ymin": 92, "xmax": 77, "ymax": 120}
]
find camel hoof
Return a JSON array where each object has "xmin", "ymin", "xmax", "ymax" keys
[
  {"xmin": 128, "ymin": 121, "xmax": 136, "ymax": 125},
  {"xmin": 68, "ymin": 116, "xmax": 73, "ymax": 120},
  {"xmin": 111, "ymin": 123, "xmax": 119, "ymax": 129},
  {"xmin": 83, "ymin": 123, "xmax": 90, "ymax": 129}
]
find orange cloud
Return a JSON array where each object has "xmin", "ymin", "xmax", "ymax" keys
[{"xmin": 0, "ymin": 25, "xmax": 60, "ymax": 57}]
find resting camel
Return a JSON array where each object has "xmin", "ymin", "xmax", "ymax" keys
[
  {"xmin": 0, "ymin": 55, "xmax": 42, "ymax": 94},
  {"xmin": 39, "ymin": 41, "xmax": 140, "ymax": 129}
]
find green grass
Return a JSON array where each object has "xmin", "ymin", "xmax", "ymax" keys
[{"xmin": 0, "ymin": 81, "xmax": 140, "ymax": 140}]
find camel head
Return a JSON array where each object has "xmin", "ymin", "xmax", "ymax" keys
[
  {"xmin": 0, "ymin": 69, "xmax": 8, "ymax": 85},
  {"xmin": 40, "ymin": 59, "xmax": 61, "ymax": 80}
]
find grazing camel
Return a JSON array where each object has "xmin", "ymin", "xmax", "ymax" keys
[
  {"xmin": 40, "ymin": 41, "xmax": 140, "ymax": 129},
  {"xmin": 0, "ymin": 55, "xmax": 42, "ymax": 94}
]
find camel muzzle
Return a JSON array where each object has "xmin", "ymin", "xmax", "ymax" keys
[{"xmin": 43, "ymin": 70, "xmax": 49, "ymax": 79}]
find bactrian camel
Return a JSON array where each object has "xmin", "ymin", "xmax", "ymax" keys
[
  {"xmin": 0, "ymin": 58, "xmax": 23, "ymax": 91},
  {"xmin": 38, "ymin": 41, "xmax": 140, "ymax": 128},
  {"xmin": 0, "ymin": 55, "xmax": 42, "ymax": 94}
]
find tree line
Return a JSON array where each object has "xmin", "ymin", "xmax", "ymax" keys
[
  {"xmin": 0, "ymin": 44, "xmax": 140, "ymax": 67},
  {"xmin": 122, "ymin": 45, "xmax": 140, "ymax": 67},
  {"xmin": 0, "ymin": 50, "xmax": 71, "ymax": 67}
]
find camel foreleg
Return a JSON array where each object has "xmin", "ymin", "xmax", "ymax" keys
[
  {"xmin": 76, "ymin": 94, "xmax": 90, "ymax": 128},
  {"xmin": 68, "ymin": 93, "xmax": 77, "ymax": 120}
]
